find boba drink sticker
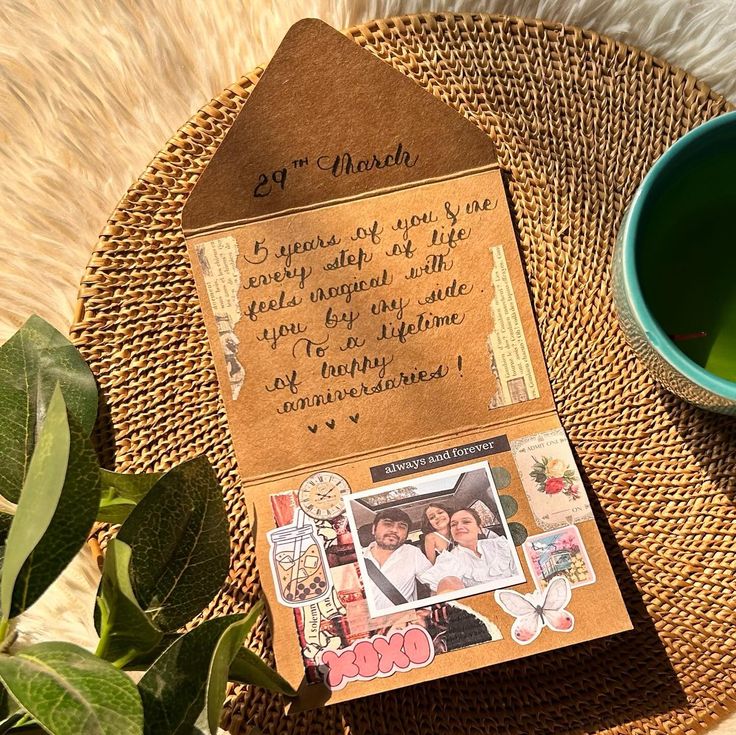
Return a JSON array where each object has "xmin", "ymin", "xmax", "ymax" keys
[{"xmin": 267, "ymin": 508, "xmax": 333, "ymax": 607}]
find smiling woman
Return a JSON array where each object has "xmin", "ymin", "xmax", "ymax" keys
[
  {"xmin": 419, "ymin": 508, "xmax": 519, "ymax": 593},
  {"xmin": 421, "ymin": 504, "xmax": 453, "ymax": 563}
]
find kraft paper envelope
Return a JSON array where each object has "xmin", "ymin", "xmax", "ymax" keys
[{"xmin": 182, "ymin": 18, "xmax": 632, "ymax": 711}]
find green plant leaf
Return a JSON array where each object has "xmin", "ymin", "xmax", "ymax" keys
[
  {"xmin": 198, "ymin": 606, "xmax": 263, "ymax": 735},
  {"xmin": 138, "ymin": 614, "xmax": 245, "ymax": 735},
  {"xmin": 0, "ymin": 642, "xmax": 142, "ymax": 735},
  {"xmin": 97, "ymin": 470, "xmax": 163, "ymax": 525},
  {"xmin": 121, "ymin": 634, "xmax": 182, "ymax": 671},
  {"xmin": 9, "ymin": 415, "xmax": 99, "ymax": 619},
  {"xmin": 1, "ymin": 385, "xmax": 100, "ymax": 620},
  {"xmin": 0, "ymin": 316, "xmax": 97, "ymax": 503},
  {"xmin": 228, "ymin": 647, "xmax": 296, "ymax": 696},
  {"xmin": 0, "ymin": 385, "xmax": 69, "ymax": 620},
  {"xmin": 95, "ymin": 539, "xmax": 162, "ymax": 667},
  {"xmin": 116, "ymin": 457, "xmax": 229, "ymax": 632}
]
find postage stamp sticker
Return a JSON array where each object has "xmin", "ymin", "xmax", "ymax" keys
[
  {"xmin": 510, "ymin": 428, "xmax": 593, "ymax": 531},
  {"xmin": 522, "ymin": 525, "xmax": 596, "ymax": 590}
]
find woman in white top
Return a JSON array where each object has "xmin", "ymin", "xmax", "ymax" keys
[
  {"xmin": 421, "ymin": 504, "xmax": 453, "ymax": 563},
  {"xmin": 419, "ymin": 507, "xmax": 518, "ymax": 593}
]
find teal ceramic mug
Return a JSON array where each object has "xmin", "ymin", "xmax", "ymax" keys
[{"xmin": 612, "ymin": 110, "xmax": 736, "ymax": 414}]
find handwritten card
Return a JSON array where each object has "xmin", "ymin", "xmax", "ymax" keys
[
  {"xmin": 182, "ymin": 19, "xmax": 631, "ymax": 710},
  {"xmin": 189, "ymin": 169, "xmax": 543, "ymax": 478}
]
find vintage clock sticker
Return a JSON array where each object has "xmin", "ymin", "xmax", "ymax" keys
[{"xmin": 298, "ymin": 472, "xmax": 351, "ymax": 520}]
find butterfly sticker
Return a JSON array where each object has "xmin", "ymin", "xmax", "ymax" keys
[{"xmin": 494, "ymin": 576, "xmax": 575, "ymax": 645}]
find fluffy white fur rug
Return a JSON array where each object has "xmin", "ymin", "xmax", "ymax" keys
[
  {"xmin": 1, "ymin": 1, "xmax": 734, "ymax": 733},
  {"xmin": 1, "ymin": 0, "xmax": 735, "ymax": 343}
]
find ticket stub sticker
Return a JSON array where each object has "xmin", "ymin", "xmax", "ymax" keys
[{"xmin": 510, "ymin": 429, "xmax": 593, "ymax": 531}]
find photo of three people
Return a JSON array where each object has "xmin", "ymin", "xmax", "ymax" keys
[{"xmin": 344, "ymin": 462, "xmax": 526, "ymax": 615}]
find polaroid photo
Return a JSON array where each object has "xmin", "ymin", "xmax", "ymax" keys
[{"xmin": 344, "ymin": 461, "xmax": 526, "ymax": 617}]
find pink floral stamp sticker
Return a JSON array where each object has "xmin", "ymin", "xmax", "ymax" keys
[
  {"xmin": 510, "ymin": 429, "xmax": 593, "ymax": 530},
  {"xmin": 529, "ymin": 456, "xmax": 580, "ymax": 500},
  {"xmin": 522, "ymin": 525, "xmax": 596, "ymax": 590}
]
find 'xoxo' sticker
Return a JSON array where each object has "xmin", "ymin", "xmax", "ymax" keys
[{"xmin": 317, "ymin": 625, "xmax": 434, "ymax": 690}]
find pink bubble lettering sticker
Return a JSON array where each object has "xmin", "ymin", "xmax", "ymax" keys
[{"xmin": 317, "ymin": 625, "xmax": 435, "ymax": 690}]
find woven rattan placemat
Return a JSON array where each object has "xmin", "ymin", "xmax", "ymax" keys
[{"xmin": 71, "ymin": 13, "xmax": 736, "ymax": 735}]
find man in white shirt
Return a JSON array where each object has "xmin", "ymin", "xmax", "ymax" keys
[{"xmin": 362, "ymin": 508, "xmax": 432, "ymax": 613}]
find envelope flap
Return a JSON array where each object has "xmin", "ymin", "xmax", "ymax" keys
[{"xmin": 182, "ymin": 18, "xmax": 497, "ymax": 234}]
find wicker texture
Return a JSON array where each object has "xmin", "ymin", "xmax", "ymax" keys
[{"xmin": 71, "ymin": 13, "xmax": 735, "ymax": 735}]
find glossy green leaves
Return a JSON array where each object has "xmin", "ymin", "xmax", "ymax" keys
[
  {"xmin": 228, "ymin": 647, "xmax": 295, "ymax": 696},
  {"xmin": 97, "ymin": 470, "xmax": 163, "ymax": 525},
  {"xmin": 0, "ymin": 642, "xmax": 142, "ymax": 735},
  {"xmin": 0, "ymin": 316, "xmax": 96, "ymax": 503},
  {"xmin": 95, "ymin": 540, "xmax": 162, "ymax": 667},
  {"xmin": 116, "ymin": 457, "xmax": 230, "ymax": 632},
  {"xmin": 139, "ymin": 614, "xmax": 251, "ymax": 735},
  {"xmin": 1, "ymin": 386, "xmax": 99, "ymax": 619},
  {"xmin": 0, "ymin": 317, "xmax": 287, "ymax": 735}
]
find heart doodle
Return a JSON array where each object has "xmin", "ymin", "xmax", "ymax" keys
[
  {"xmin": 307, "ymin": 424, "xmax": 318, "ymax": 434},
  {"xmin": 349, "ymin": 414, "xmax": 360, "ymax": 424},
  {"xmin": 326, "ymin": 419, "xmax": 336, "ymax": 429}
]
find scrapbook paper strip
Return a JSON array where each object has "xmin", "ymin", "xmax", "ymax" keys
[
  {"xmin": 488, "ymin": 245, "xmax": 540, "ymax": 407},
  {"xmin": 193, "ymin": 236, "xmax": 244, "ymax": 399}
]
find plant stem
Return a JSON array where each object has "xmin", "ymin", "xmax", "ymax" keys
[
  {"xmin": 95, "ymin": 620, "xmax": 138, "ymax": 669},
  {"xmin": 0, "ymin": 618, "xmax": 8, "ymax": 645},
  {"xmin": 111, "ymin": 650, "xmax": 139, "ymax": 670},
  {"xmin": 93, "ymin": 623, "xmax": 110, "ymax": 660}
]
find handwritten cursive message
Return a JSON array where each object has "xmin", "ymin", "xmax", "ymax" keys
[{"xmin": 191, "ymin": 169, "xmax": 538, "ymax": 477}]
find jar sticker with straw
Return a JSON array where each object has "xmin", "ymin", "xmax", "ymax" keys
[{"xmin": 267, "ymin": 508, "xmax": 333, "ymax": 607}]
